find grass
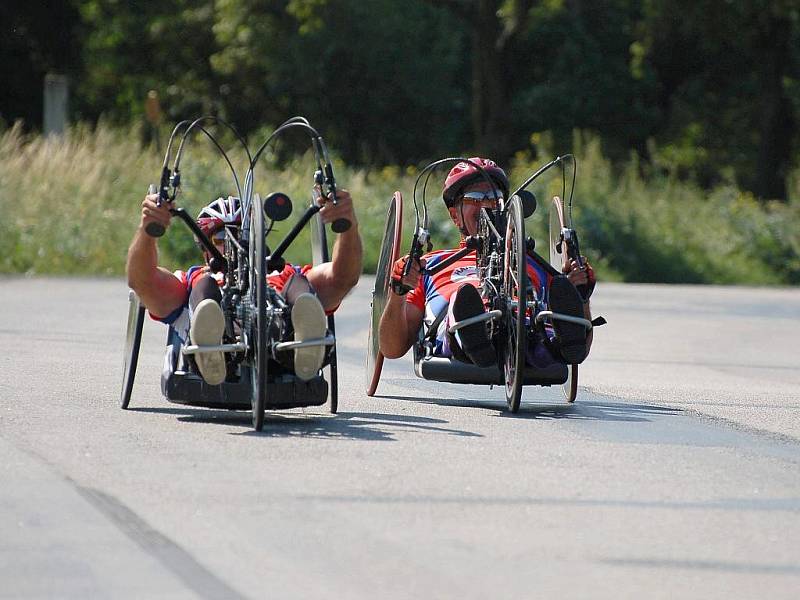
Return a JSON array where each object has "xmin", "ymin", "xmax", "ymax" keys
[{"xmin": 1, "ymin": 122, "xmax": 798, "ymax": 285}]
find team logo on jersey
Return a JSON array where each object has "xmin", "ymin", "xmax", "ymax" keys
[{"xmin": 451, "ymin": 266, "xmax": 478, "ymax": 282}]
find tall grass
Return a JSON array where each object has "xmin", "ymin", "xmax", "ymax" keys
[{"xmin": 1, "ymin": 123, "xmax": 798, "ymax": 284}]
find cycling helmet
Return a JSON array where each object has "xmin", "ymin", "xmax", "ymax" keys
[
  {"xmin": 196, "ymin": 196, "xmax": 242, "ymax": 238},
  {"xmin": 442, "ymin": 157, "xmax": 509, "ymax": 208}
]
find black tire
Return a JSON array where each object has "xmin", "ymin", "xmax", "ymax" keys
[
  {"xmin": 120, "ymin": 291, "xmax": 145, "ymax": 409},
  {"xmin": 250, "ymin": 195, "xmax": 268, "ymax": 431},
  {"xmin": 503, "ymin": 195, "xmax": 527, "ymax": 413},
  {"xmin": 548, "ymin": 196, "xmax": 578, "ymax": 403},
  {"xmin": 327, "ymin": 315, "xmax": 339, "ymax": 414},
  {"xmin": 366, "ymin": 192, "xmax": 403, "ymax": 396}
]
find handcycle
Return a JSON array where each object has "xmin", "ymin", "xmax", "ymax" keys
[
  {"xmin": 366, "ymin": 156, "xmax": 603, "ymax": 412},
  {"xmin": 120, "ymin": 116, "xmax": 348, "ymax": 431}
]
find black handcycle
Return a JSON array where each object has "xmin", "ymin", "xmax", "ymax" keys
[
  {"xmin": 366, "ymin": 156, "xmax": 601, "ymax": 412},
  {"xmin": 121, "ymin": 116, "xmax": 347, "ymax": 431}
]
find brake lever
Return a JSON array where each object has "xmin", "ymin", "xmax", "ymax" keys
[
  {"xmin": 562, "ymin": 227, "xmax": 589, "ymax": 301},
  {"xmin": 144, "ymin": 167, "xmax": 176, "ymax": 237},
  {"xmin": 392, "ymin": 229, "xmax": 430, "ymax": 295}
]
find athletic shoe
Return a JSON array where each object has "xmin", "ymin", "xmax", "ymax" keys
[
  {"xmin": 189, "ymin": 299, "xmax": 227, "ymax": 385},
  {"xmin": 450, "ymin": 284, "xmax": 496, "ymax": 368},
  {"xmin": 291, "ymin": 293, "xmax": 327, "ymax": 381},
  {"xmin": 548, "ymin": 276, "xmax": 588, "ymax": 364}
]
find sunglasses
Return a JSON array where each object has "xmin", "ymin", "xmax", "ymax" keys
[
  {"xmin": 212, "ymin": 230, "xmax": 226, "ymax": 243},
  {"xmin": 459, "ymin": 190, "xmax": 502, "ymax": 205}
]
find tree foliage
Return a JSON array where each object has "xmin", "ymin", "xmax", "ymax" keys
[{"xmin": 2, "ymin": 0, "xmax": 800, "ymax": 200}]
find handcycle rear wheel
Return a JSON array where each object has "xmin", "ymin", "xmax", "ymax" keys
[
  {"xmin": 503, "ymin": 195, "xmax": 527, "ymax": 413},
  {"xmin": 311, "ymin": 210, "xmax": 339, "ymax": 413},
  {"xmin": 250, "ymin": 195, "xmax": 269, "ymax": 430},
  {"xmin": 548, "ymin": 195, "xmax": 578, "ymax": 403},
  {"xmin": 120, "ymin": 290, "xmax": 145, "ymax": 409}
]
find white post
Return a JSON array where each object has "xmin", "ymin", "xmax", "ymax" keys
[{"xmin": 43, "ymin": 74, "xmax": 69, "ymax": 135}]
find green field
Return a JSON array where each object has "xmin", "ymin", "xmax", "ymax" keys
[{"xmin": 2, "ymin": 123, "xmax": 798, "ymax": 285}]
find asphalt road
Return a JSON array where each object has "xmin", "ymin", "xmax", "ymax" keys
[{"xmin": 1, "ymin": 276, "xmax": 799, "ymax": 599}]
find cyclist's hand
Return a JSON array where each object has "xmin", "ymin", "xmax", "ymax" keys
[
  {"xmin": 318, "ymin": 188, "xmax": 358, "ymax": 229},
  {"xmin": 140, "ymin": 193, "xmax": 172, "ymax": 234},
  {"xmin": 390, "ymin": 254, "xmax": 425, "ymax": 296},
  {"xmin": 564, "ymin": 257, "xmax": 595, "ymax": 298}
]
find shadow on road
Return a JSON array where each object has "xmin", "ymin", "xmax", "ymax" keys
[
  {"xmin": 127, "ymin": 406, "xmax": 482, "ymax": 441},
  {"xmin": 377, "ymin": 394, "xmax": 682, "ymax": 423}
]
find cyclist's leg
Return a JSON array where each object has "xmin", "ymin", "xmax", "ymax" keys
[
  {"xmin": 271, "ymin": 272, "xmax": 327, "ymax": 379},
  {"xmin": 188, "ymin": 275, "xmax": 226, "ymax": 385}
]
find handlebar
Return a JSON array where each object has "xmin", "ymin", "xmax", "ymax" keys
[
  {"xmin": 560, "ymin": 227, "xmax": 589, "ymax": 301},
  {"xmin": 312, "ymin": 177, "xmax": 351, "ymax": 234},
  {"xmin": 144, "ymin": 168, "xmax": 171, "ymax": 237}
]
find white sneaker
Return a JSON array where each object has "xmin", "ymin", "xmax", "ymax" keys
[
  {"xmin": 189, "ymin": 299, "xmax": 226, "ymax": 385},
  {"xmin": 291, "ymin": 293, "xmax": 327, "ymax": 381}
]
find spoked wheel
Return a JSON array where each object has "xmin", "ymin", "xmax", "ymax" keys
[
  {"xmin": 250, "ymin": 194, "xmax": 269, "ymax": 431},
  {"xmin": 503, "ymin": 195, "xmax": 528, "ymax": 413},
  {"xmin": 120, "ymin": 290, "xmax": 145, "ymax": 409},
  {"xmin": 548, "ymin": 195, "xmax": 578, "ymax": 403},
  {"xmin": 311, "ymin": 210, "xmax": 339, "ymax": 413},
  {"xmin": 366, "ymin": 192, "xmax": 403, "ymax": 396}
]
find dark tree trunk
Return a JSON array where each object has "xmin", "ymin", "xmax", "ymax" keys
[
  {"xmin": 470, "ymin": 0, "xmax": 512, "ymax": 161},
  {"xmin": 753, "ymin": 12, "xmax": 794, "ymax": 201},
  {"xmin": 434, "ymin": 0, "xmax": 532, "ymax": 163}
]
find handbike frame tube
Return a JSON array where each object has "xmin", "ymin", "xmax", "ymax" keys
[
  {"xmin": 268, "ymin": 203, "xmax": 322, "ymax": 263},
  {"xmin": 170, "ymin": 208, "xmax": 227, "ymax": 268}
]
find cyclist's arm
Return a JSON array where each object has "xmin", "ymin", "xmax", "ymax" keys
[
  {"xmin": 126, "ymin": 195, "xmax": 187, "ymax": 318},
  {"xmin": 379, "ymin": 294, "xmax": 424, "ymax": 358},
  {"xmin": 306, "ymin": 189, "xmax": 362, "ymax": 311}
]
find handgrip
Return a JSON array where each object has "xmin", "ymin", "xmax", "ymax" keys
[
  {"xmin": 313, "ymin": 185, "xmax": 351, "ymax": 233},
  {"xmin": 331, "ymin": 218, "xmax": 351, "ymax": 233},
  {"xmin": 564, "ymin": 229, "xmax": 589, "ymax": 301},
  {"xmin": 144, "ymin": 183, "xmax": 166, "ymax": 238}
]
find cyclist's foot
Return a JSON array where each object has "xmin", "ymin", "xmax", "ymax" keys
[
  {"xmin": 451, "ymin": 284, "xmax": 495, "ymax": 368},
  {"xmin": 548, "ymin": 275, "xmax": 588, "ymax": 364},
  {"xmin": 291, "ymin": 293, "xmax": 327, "ymax": 381},
  {"xmin": 189, "ymin": 298, "xmax": 227, "ymax": 385}
]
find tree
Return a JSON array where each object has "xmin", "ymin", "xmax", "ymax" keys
[
  {"xmin": 76, "ymin": 0, "xmax": 220, "ymax": 124},
  {"xmin": 212, "ymin": 0, "xmax": 469, "ymax": 163},
  {"xmin": 0, "ymin": 0, "xmax": 82, "ymax": 129},
  {"xmin": 638, "ymin": 0, "xmax": 800, "ymax": 200}
]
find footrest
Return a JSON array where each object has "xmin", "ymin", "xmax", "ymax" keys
[
  {"xmin": 535, "ymin": 310, "xmax": 593, "ymax": 329},
  {"xmin": 163, "ymin": 370, "xmax": 328, "ymax": 410},
  {"xmin": 182, "ymin": 342, "xmax": 248, "ymax": 355},
  {"xmin": 273, "ymin": 335, "xmax": 335, "ymax": 353},
  {"xmin": 447, "ymin": 310, "xmax": 502, "ymax": 334},
  {"xmin": 415, "ymin": 356, "xmax": 568, "ymax": 386}
]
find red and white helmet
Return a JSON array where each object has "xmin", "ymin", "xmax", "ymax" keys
[
  {"xmin": 196, "ymin": 196, "xmax": 242, "ymax": 238},
  {"xmin": 442, "ymin": 157, "xmax": 509, "ymax": 208}
]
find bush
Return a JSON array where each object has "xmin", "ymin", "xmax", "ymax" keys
[{"xmin": 2, "ymin": 124, "xmax": 798, "ymax": 285}]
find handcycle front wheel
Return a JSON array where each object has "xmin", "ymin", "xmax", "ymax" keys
[
  {"xmin": 548, "ymin": 195, "xmax": 578, "ymax": 403},
  {"xmin": 502, "ymin": 195, "xmax": 528, "ymax": 413},
  {"xmin": 250, "ymin": 194, "xmax": 269, "ymax": 430}
]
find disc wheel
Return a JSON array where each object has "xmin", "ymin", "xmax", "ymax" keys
[
  {"xmin": 548, "ymin": 196, "xmax": 578, "ymax": 403},
  {"xmin": 366, "ymin": 192, "xmax": 403, "ymax": 396},
  {"xmin": 503, "ymin": 195, "xmax": 527, "ymax": 413},
  {"xmin": 250, "ymin": 195, "xmax": 269, "ymax": 430},
  {"xmin": 120, "ymin": 290, "xmax": 145, "ymax": 409}
]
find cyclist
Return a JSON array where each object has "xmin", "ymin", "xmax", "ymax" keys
[
  {"xmin": 127, "ymin": 189, "xmax": 362, "ymax": 385},
  {"xmin": 378, "ymin": 157, "xmax": 595, "ymax": 368}
]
